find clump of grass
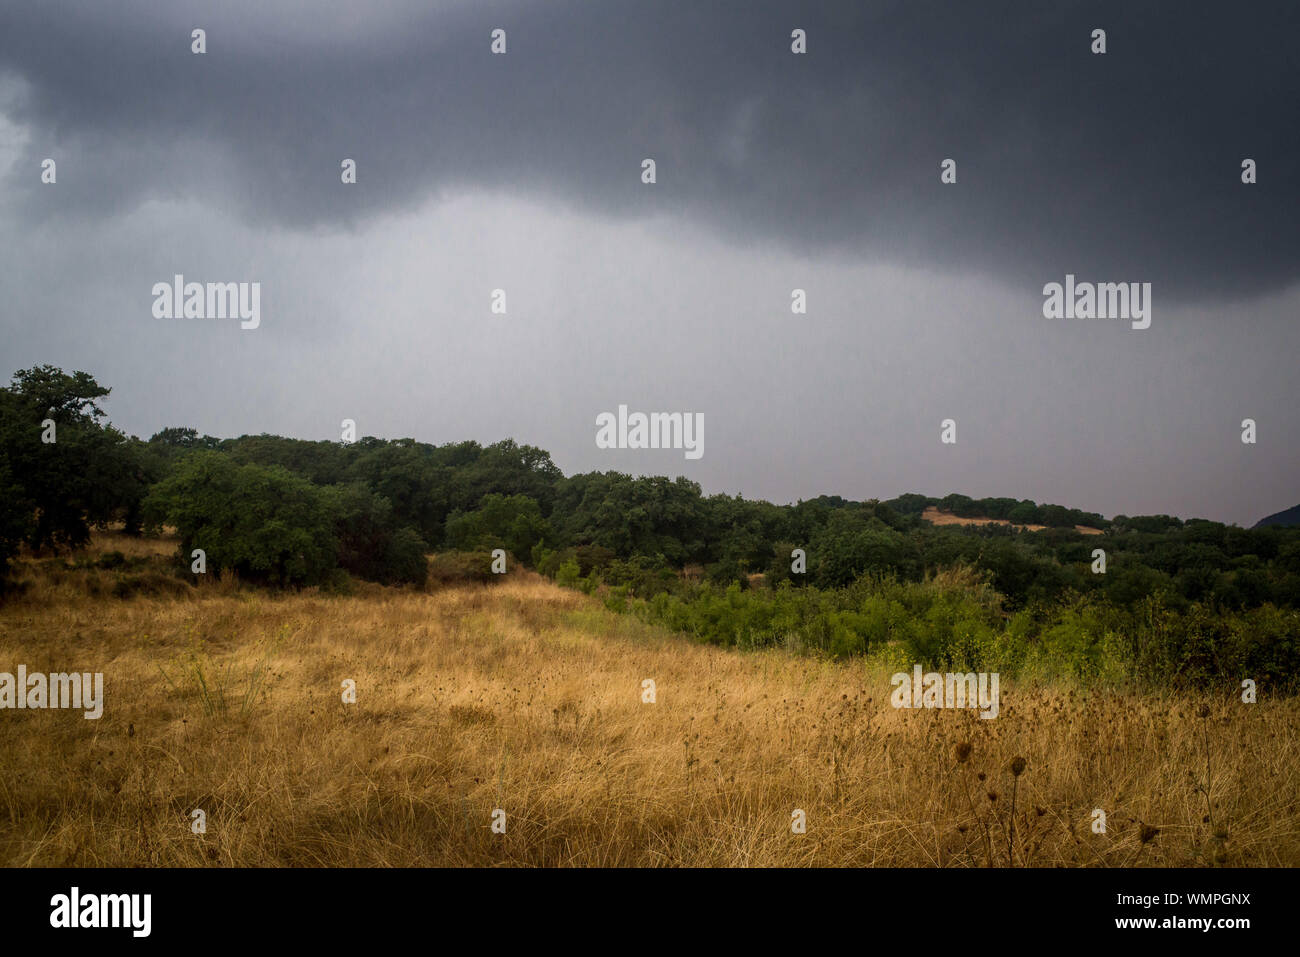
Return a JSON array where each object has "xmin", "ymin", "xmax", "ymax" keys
[{"xmin": 155, "ymin": 627, "xmax": 282, "ymax": 719}]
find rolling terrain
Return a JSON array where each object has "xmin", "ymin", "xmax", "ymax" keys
[{"xmin": 0, "ymin": 532, "xmax": 1295, "ymax": 867}]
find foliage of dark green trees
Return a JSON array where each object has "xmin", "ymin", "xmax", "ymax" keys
[{"xmin": 0, "ymin": 366, "xmax": 149, "ymax": 580}]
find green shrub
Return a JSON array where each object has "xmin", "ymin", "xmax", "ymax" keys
[
  {"xmin": 555, "ymin": 558, "xmax": 581, "ymax": 588},
  {"xmin": 445, "ymin": 494, "xmax": 553, "ymax": 563},
  {"xmin": 327, "ymin": 483, "xmax": 428, "ymax": 585},
  {"xmin": 144, "ymin": 452, "xmax": 336, "ymax": 587},
  {"xmin": 381, "ymin": 527, "xmax": 430, "ymax": 586},
  {"xmin": 604, "ymin": 584, "xmax": 630, "ymax": 614}
]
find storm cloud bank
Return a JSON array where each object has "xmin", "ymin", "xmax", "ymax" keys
[{"xmin": 3, "ymin": 0, "xmax": 1296, "ymax": 302}]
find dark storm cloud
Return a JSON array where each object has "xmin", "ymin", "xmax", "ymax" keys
[{"xmin": 2, "ymin": 0, "xmax": 1297, "ymax": 302}]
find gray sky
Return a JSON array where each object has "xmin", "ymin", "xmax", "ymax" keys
[{"xmin": 2, "ymin": 0, "xmax": 1297, "ymax": 526}]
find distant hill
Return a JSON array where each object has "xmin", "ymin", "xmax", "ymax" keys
[{"xmin": 1255, "ymin": 504, "xmax": 1300, "ymax": 528}]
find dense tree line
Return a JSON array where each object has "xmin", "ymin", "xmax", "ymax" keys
[{"xmin": 4, "ymin": 366, "xmax": 1300, "ymax": 622}]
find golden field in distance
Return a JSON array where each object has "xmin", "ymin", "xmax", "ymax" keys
[{"xmin": 0, "ymin": 532, "xmax": 1295, "ymax": 867}]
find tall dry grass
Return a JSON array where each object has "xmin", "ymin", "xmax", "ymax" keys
[{"xmin": 0, "ymin": 533, "xmax": 1296, "ymax": 866}]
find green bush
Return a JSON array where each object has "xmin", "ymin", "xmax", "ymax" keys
[
  {"xmin": 445, "ymin": 494, "xmax": 553, "ymax": 563},
  {"xmin": 381, "ymin": 528, "xmax": 430, "ymax": 586},
  {"xmin": 144, "ymin": 452, "xmax": 336, "ymax": 587},
  {"xmin": 554, "ymin": 557, "xmax": 581, "ymax": 588},
  {"xmin": 327, "ymin": 483, "xmax": 427, "ymax": 585}
]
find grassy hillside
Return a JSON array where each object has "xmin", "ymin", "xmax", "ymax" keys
[{"xmin": 0, "ymin": 532, "xmax": 1296, "ymax": 867}]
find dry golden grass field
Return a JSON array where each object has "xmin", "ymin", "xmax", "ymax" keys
[
  {"xmin": 920, "ymin": 506, "xmax": 1104, "ymax": 536},
  {"xmin": 0, "ymin": 531, "xmax": 1296, "ymax": 867}
]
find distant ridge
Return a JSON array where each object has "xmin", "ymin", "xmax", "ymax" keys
[{"xmin": 1255, "ymin": 504, "xmax": 1300, "ymax": 528}]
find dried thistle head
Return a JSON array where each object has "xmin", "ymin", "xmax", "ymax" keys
[
  {"xmin": 955, "ymin": 741, "xmax": 973, "ymax": 764},
  {"xmin": 1010, "ymin": 756, "xmax": 1027, "ymax": 777}
]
